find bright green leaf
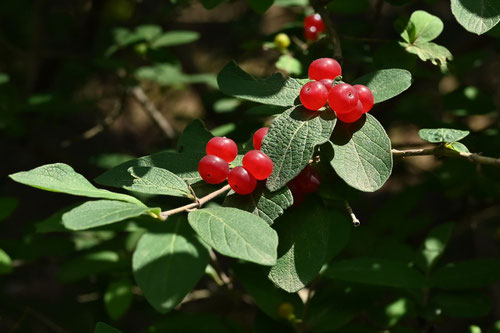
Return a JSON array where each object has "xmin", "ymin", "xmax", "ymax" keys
[
  {"xmin": 329, "ymin": 114, "xmax": 393, "ymax": 192},
  {"xmin": 324, "ymin": 257, "xmax": 425, "ymax": 288},
  {"xmin": 0, "ymin": 248, "xmax": 12, "ymax": 275},
  {"xmin": 135, "ymin": 25, "xmax": 162, "ymax": 41},
  {"xmin": 400, "ymin": 41, "xmax": 453, "ymax": 69},
  {"xmin": 213, "ymin": 98, "xmax": 241, "ymax": 113},
  {"xmin": 262, "ymin": 106, "xmax": 335, "ymax": 192},
  {"xmin": 431, "ymin": 258, "xmax": 500, "ymax": 289},
  {"xmin": 95, "ymin": 322, "xmax": 123, "ymax": 333},
  {"xmin": 125, "ymin": 166, "xmax": 192, "ymax": 198},
  {"xmin": 447, "ymin": 142, "xmax": 470, "ymax": 153},
  {"xmin": 352, "ymin": 69, "xmax": 412, "ymax": 104},
  {"xmin": 133, "ymin": 217, "xmax": 209, "ymax": 313},
  {"xmin": 417, "ymin": 222, "xmax": 454, "ymax": 271},
  {"xmin": 188, "ymin": 207, "xmax": 278, "ymax": 265},
  {"xmin": 223, "ymin": 184, "xmax": 293, "ymax": 225},
  {"xmin": 104, "ymin": 279, "xmax": 133, "ymax": 320},
  {"xmin": 418, "ymin": 128, "xmax": 470, "ymax": 143},
  {"xmin": 135, "ymin": 64, "xmax": 217, "ymax": 88},
  {"xmin": 9, "ymin": 163, "xmax": 144, "ymax": 206},
  {"xmin": 401, "ymin": 10, "xmax": 444, "ymax": 44},
  {"xmin": 150, "ymin": 31, "xmax": 199, "ymax": 49},
  {"xmin": 217, "ymin": 61, "xmax": 305, "ymax": 107},
  {"xmin": 63, "ymin": 200, "xmax": 158, "ymax": 231},
  {"xmin": 275, "ymin": 55, "xmax": 302, "ymax": 75},
  {"xmin": 451, "ymin": 0, "xmax": 500, "ymax": 35}
]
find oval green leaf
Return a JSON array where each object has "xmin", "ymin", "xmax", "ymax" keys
[
  {"xmin": 418, "ymin": 128, "xmax": 470, "ymax": 143},
  {"xmin": 126, "ymin": 166, "xmax": 192, "ymax": 198},
  {"xmin": 451, "ymin": 0, "xmax": 500, "ymax": 35},
  {"xmin": 353, "ymin": 69, "xmax": 412, "ymax": 104}
]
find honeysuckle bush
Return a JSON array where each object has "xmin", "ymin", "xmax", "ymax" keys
[{"xmin": 3, "ymin": 0, "xmax": 500, "ymax": 332}]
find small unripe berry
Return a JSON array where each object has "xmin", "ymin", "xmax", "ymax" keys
[
  {"xmin": 353, "ymin": 84, "xmax": 374, "ymax": 113},
  {"xmin": 242, "ymin": 150, "xmax": 273, "ymax": 180},
  {"xmin": 300, "ymin": 81, "xmax": 328, "ymax": 111},
  {"xmin": 198, "ymin": 155, "xmax": 229, "ymax": 184},
  {"xmin": 274, "ymin": 33, "xmax": 291, "ymax": 49},
  {"xmin": 328, "ymin": 83, "xmax": 359, "ymax": 114},
  {"xmin": 228, "ymin": 166, "xmax": 257, "ymax": 195},
  {"xmin": 308, "ymin": 58, "xmax": 342, "ymax": 81},
  {"xmin": 253, "ymin": 127, "xmax": 269, "ymax": 150},
  {"xmin": 206, "ymin": 137, "xmax": 238, "ymax": 163}
]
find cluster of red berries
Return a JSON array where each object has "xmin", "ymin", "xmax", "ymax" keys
[
  {"xmin": 198, "ymin": 129, "xmax": 273, "ymax": 195},
  {"xmin": 299, "ymin": 58, "xmax": 374, "ymax": 123},
  {"xmin": 303, "ymin": 13, "xmax": 324, "ymax": 41},
  {"xmin": 288, "ymin": 165, "xmax": 320, "ymax": 206}
]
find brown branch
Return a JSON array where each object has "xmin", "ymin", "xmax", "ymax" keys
[
  {"xmin": 392, "ymin": 148, "xmax": 500, "ymax": 167},
  {"xmin": 131, "ymin": 87, "xmax": 176, "ymax": 139},
  {"xmin": 160, "ymin": 184, "xmax": 231, "ymax": 219},
  {"xmin": 344, "ymin": 200, "xmax": 360, "ymax": 227},
  {"xmin": 310, "ymin": 0, "xmax": 342, "ymax": 61}
]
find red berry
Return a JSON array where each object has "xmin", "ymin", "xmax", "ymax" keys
[
  {"xmin": 228, "ymin": 166, "xmax": 257, "ymax": 195},
  {"xmin": 304, "ymin": 26, "xmax": 319, "ymax": 41},
  {"xmin": 253, "ymin": 127, "xmax": 269, "ymax": 150},
  {"xmin": 288, "ymin": 182, "xmax": 305, "ymax": 207},
  {"xmin": 294, "ymin": 165, "xmax": 320, "ymax": 193},
  {"xmin": 328, "ymin": 83, "xmax": 359, "ymax": 114},
  {"xmin": 242, "ymin": 150, "xmax": 273, "ymax": 180},
  {"xmin": 304, "ymin": 14, "xmax": 325, "ymax": 33},
  {"xmin": 336, "ymin": 101, "xmax": 364, "ymax": 123},
  {"xmin": 300, "ymin": 81, "xmax": 328, "ymax": 111},
  {"xmin": 198, "ymin": 155, "xmax": 229, "ymax": 184},
  {"xmin": 206, "ymin": 137, "xmax": 238, "ymax": 163},
  {"xmin": 308, "ymin": 58, "xmax": 342, "ymax": 81},
  {"xmin": 353, "ymin": 84, "xmax": 374, "ymax": 113},
  {"xmin": 319, "ymin": 79, "xmax": 334, "ymax": 92}
]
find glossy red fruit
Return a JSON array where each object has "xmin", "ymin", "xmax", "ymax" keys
[
  {"xmin": 304, "ymin": 14, "xmax": 325, "ymax": 33},
  {"xmin": 336, "ymin": 100, "xmax": 364, "ymax": 123},
  {"xmin": 228, "ymin": 166, "xmax": 257, "ymax": 195},
  {"xmin": 295, "ymin": 165, "xmax": 320, "ymax": 193},
  {"xmin": 308, "ymin": 58, "xmax": 342, "ymax": 81},
  {"xmin": 253, "ymin": 127, "xmax": 269, "ymax": 150},
  {"xmin": 288, "ymin": 182, "xmax": 305, "ymax": 207},
  {"xmin": 198, "ymin": 155, "xmax": 229, "ymax": 184},
  {"xmin": 206, "ymin": 137, "xmax": 238, "ymax": 163},
  {"xmin": 304, "ymin": 26, "xmax": 319, "ymax": 41},
  {"xmin": 328, "ymin": 83, "xmax": 359, "ymax": 114},
  {"xmin": 242, "ymin": 150, "xmax": 273, "ymax": 180},
  {"xmin": 353, "ymin": 84, "xmax": 374, "ymax": 113},
  {"xmin": 319, "ymin": 79, "xmax": 334, "ymax": 92},
  {"xmin": 300, "ymin": 81, "xmax": 328, "ymax": 111}
]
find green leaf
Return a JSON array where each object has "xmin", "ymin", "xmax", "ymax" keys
[
  {"xmin": 430, "ymin": 258, "xmax": 500, "ymax": 289},
  {"xmin": 233, "ymin": 262, "xmax": 304, "ymax": 320},
  {"xmin": 268, "ymin": 205, "xmax": 332, "ymax": 292},
  {"xmin": 0, "ymin": 197, "xmax": 18, "ymax": 221},
  {"xmin": 95, "ymin": 322, "xmax": 123, "ymax": 333},
  {"xmin": 247, "ymin": 0, "xmax": 274, "ymax": 13},
  {"xmin": 418, "ymin": 128, "xmax": 470, "ymax": 143},
  {"xmin": 275, "ymin": 55, "xmax": 302, "ymax": 75},
  {"xmin": 324, "ymin": 257, "xmax": 425, "ymax": 288},
  {"xmin": 0, "ymin": 248, "xmax": 12, "ymax": 275},
  {"xmin": 401, "ymin": 10, "xmax": 443, "ymax": 44},
  {"xmin": 325, "ymin": 211, "xmax": 352, "ymax": 261},
  {"xmin": 0, "ymin": 73, "xmax": 10, "ymax": 85},
  {"xmin": 213, "ymin": 98, "xmax": 241, "ymax": 113},
  {"xmin": 135, "ymin": 25, "xmax": 162, "ymax": 41},
  {"xmin": 447, "ymin": 142, "xmax": 470, "ymax": 153},
  {"xmin": 217, "ymin": 61, "xmax": 305, "ymax": 107},
  {"xmin": 400, "ymin": 41, "xmax": 453, "ymax": 69},
  {"xmin": 95, "ymin": 151, "xmax": 204, "ymax": 188},
  {"xmin": 451, "ymin": 0, "xmax": 500, "ymax": 35},
  {"xmin": 223, "ymin": 184, "xmax": 293, "ymax": 225},
  {"xmin": 63, "ymin": 200, "xmax": 158, "ymax": 231},
  {"xmin": 177, "ymin": 119, "xmax": 213, "ymax": 153},
  {"xmin": 329, "ymin": 114, "xmax": 393, "ymax": 192},
  {"xmin": 58, "ymin": 251, "xmax": 125, "ymax": 282},
  {"xmin": 125, "ymin": 166, "xmax": 192, "ymax": 198},
  {"xmin": 352, "ymin": 69, "xmax": 412, "ymax": 104},
  {"xmin": 433, "ymin": 292, "xmax": 492, "ymax": 318},
  {"xmin": 417, "ymin": 223, "xmax": 454, "ymax": 271},
  {"xmin": 150, "ymin": 31, "xmax": 200, "ymax": 49},
  {"xmin": 262, "ymin": 106, "xmax": 336, "ymax": 192},
  {"xmin": 132, "ymin": 217, "xmax": 209, "ymax": 313},
  {"xmin": 188, "ymin": 207, "xmax": 278, "ymax": 265},
  {"xmin": 135, "ymin": 64, "xmax": 217, "ymax": 88},
  {"xmin": 104, "ymin": 279, "xmax": 133, "ymax": 320},
  {"xmin": 9, "ymin": 163, "xmax": 144, "ymax": 206}
]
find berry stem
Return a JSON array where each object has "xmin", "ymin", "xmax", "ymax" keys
[
  {"xmin": 160, "ymin": 184, "xmax": 231, "ymax": 219},
  {"xmin": 310, "ymin": 0, "xmax": 342, "ymax": 61},
  {"xmin": 344, "ymin": 200, "xmax": 360, "ymax": 227},
  {"xmin": 392, "ymin": 147, "xmax": 500, "ymax": 167}
]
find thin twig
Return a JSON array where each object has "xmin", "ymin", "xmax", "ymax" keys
[
  {"xmin": 209, "ymin": 250, "xmax": 232, "ymax": 288},
  {"xmin": 310, "ymin": 0, "xmax": 342, "ymax": 61},
  {"xmin": 344, "ymin": 200, "xmax": 360, "ymax": 227},
  {"xmin": 131, "ymin": 86, "xmax": 176, "ymax": 139},
  {"xmin": 392, "ymin": 148, "xmax": 500, "ymax": 167},
  {"xmin": 160, "ymin": 184, "xmax": 231, "ymax": 219}
]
